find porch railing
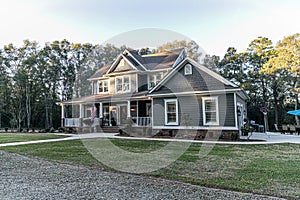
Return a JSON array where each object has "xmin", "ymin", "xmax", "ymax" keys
[
  {"xmin": 65, "ymin": 118, "xmax": 80, "ymax": 127},
  {"xmin": 64, "ymin": 118, "xmax": 100, "ymax": 127},
  {"xmin": 82, "ymin": 118, "xmax": 100, "ymax": 127},
  {"xmin": 132, "ymin": 117, "xmax": 152, "ymax": 127}
]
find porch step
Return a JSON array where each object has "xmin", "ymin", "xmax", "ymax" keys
[{"xmin": 99, "ymin": 126, "xmax": 120, "ymax": 133}]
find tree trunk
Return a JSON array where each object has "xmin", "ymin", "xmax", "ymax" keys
[
  {"xmin": 45, "ymin": 97, "xmax": 49, "ymax": 129},
  {"xmin": 261, "ymin": 78, "xmax": 269, "ymax": 131},
  {"xmin": 26, "ymin": 84, "xmax": 31, "ymax": 129},
  {"xmin": 295, "ymin": 93, "xmax": 300, "ymax": 125}
]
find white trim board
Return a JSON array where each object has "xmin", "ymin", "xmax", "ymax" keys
[
  {"xmin": 148, "ymin": 89, "xmax": 242, "ymax": 97},
  {"xmin": 152, "ymin": 126, "xmax": 239, "ymax": 130}
]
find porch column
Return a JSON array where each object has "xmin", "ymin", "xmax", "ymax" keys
[
  {"xmin": 61, "ymin": 104, "xmax": 65, "ymax": 127},
  {"xmin": 79, "ymin": 104, "xmax": 83, "ymax": 118},
  {"xmin": 127, "ymin": 100, "xmax": 131, "ymax": 118},
  {"xmin": 99, "ymin": 102, "xmax": 103, "ymax": 118},
  {"xmin": 79, "ymin": 104, "xmax": 83, "ymax": 127}
]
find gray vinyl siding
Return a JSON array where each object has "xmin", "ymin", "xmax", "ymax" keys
[
  {"xmin": 178, "ymin": 96, "xmax": 202, "ymax": 126},
  {"xmin": 138, "ymin": 74, "xmax": 148, "ymax": 92},
  {"xmin": 153, "ymin": 98, "xmax": 165, "ymax": 126},
  {"xmin": 218, "ymin": 93, "xmax": 235, "ymax": 127},
  {"xmin": 153, "ymin": 93, "xmax": 236, "ymax": 127},
  {"xmin": 151, "ymin": 61, "xmax": 235, "ymax": 95}
]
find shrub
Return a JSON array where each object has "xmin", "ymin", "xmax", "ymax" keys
[{"xmin": 231, "ymin": 132, "xmax": 238, "ymax": 141}]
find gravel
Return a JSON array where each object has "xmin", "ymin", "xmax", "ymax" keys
[{"xmin": 0, "ymin": 151, "xmax": 285, "ymax": 200}]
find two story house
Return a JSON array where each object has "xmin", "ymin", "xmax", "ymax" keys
[{"xmin": 60, "ymin": 48, "xmax": 248, "ymax": 138}]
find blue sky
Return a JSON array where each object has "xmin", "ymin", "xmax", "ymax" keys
[{"xmin": 0, "ymin": 0, "xmax": 299, "ymax": 56}]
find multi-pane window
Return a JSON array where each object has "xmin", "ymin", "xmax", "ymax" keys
[
  {"xmin": 202, "ymin": 97, "xmax": 219, "ymax": 125},
  {"xmin": 116, "ymin": 75, "xmax": 130, "ymax": 93},
  {"xmin": 149, "ymin": 73, "xmax": 163, "ymax": 89},
  {"xmin": 165, "ymin": 99, "xmax": 178, "ymax": 125},
  {"xmin": 98, "ymin": 80, "xmax": 109, "ymax": 93}
]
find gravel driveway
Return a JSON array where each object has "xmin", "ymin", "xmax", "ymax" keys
[{"xmin": 0, "ymin": 151, "xmax": 285, "ymax": 200}]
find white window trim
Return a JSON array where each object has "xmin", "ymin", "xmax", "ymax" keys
[
  {"xmin": 202, "ymin": 96, "xmax": 219, "ymax": 125},
  {"xmin": 184, "ymin": 64, "xmax": 192, "ymax": 75},
  {"xmin": 115, "ymin": 75, "xmax": 131, "ymax": 93},
  {"xmin": 97, "ymin": 80, "xmax": 110, "ymax": 94},
  {"xmin": 148, "ymin": 72, "xmax": 163, "ymax": 90},
  {"xmin": 164, "ymin": 99, "xmax": 179, "ymax": 125}
]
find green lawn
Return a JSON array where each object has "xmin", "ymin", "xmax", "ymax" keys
[
  {"xmin": 0, "ymin": 133, "xmax": 68, "ymax": 144},
  {"xmin": 1, "ymin": 138, "xmax": 300, "ymax": 199}
]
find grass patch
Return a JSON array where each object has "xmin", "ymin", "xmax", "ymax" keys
[
  {"xmin": 0, "ymin": 133, "xmax": 68, "ymax": 144},
  {"xmin": 110, "ymin": 138, "xmax": 169, "ymax": 153},
  {"xmin": 1, "ymin": 138, "xmax": 300, "ymax": 199}
]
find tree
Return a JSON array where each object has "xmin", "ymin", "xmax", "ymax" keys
[
  {"xmin": 156, "ymin": 40, "xmax": 203, "ymax": 62},
  {"xmin": 245, "ymin": 37, "xmax": 275, "ymax": 131},
  {"xmin": 202, "ymin": 54, "xmax": 220, "ymax": 72},
  {"xmin": 218, "ymin": 47, "xmax": 247, "ymax": 86},
  {"xmin": 262, "ymin": 33, "xmax": 300, "ymax": 125}
]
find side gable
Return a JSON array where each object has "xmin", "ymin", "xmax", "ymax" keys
[{"xmin": 149, "ymin": 57, "xmax": 240, "ymax": 95}]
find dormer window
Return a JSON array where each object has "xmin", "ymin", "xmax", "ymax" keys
[
  {"xmin": 184, "ymin": 64, "xmax": 192, "ymax": 75},
  {"xmin": 148, "ymin": 72, "xmax": 163, "ymax": 89},
  {"xmin": 98, "ymin": 80, "xmax": 109, "ymax": 93}
]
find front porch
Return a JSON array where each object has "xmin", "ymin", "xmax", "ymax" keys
[{"xmin": 61, "ymin": 100, "xmax": 152, "ymax": 128}]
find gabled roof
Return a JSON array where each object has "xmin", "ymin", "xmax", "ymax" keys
[
  {"xmin": 148, "ymin": 57, "xmax": 239, "ymax": 95},
  {"xmin": 106, "ymin": 53, "xmax": 142, "ymax": 74},
  {"xmin": 88, "ymin": 63, "xmax": 112, "ymax": 80},
  {"xmin": 142, "ymin": 48, "xmax": 184, "ymax": 70},
  {"xmin": 88, "ymin": 48, "xmax": 185, "ymax": 80}
]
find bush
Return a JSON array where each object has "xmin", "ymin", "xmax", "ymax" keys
[
  {"xmin": 219, "ymin": 133, "xmax": 225, "ymax": 139},
  {"xmin": 156, "ymin": 130, "xmax": 163, "ymax": 136},
  {"xmin": 231, "ymin": 132, "xmax": 238, "ymax": 141},
  {"xmin": 58, "ymin": 127, "xmax": 64, "ymax": 133}
]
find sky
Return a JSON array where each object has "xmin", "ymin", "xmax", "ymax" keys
[{"xmin": 0, "ymin": 0, "xmax": 299, "ymax": 57}]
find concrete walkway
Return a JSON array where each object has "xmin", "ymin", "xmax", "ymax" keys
[{"xmin": 1, "ymin": 132, "xmax": 300, "ymax": 147}]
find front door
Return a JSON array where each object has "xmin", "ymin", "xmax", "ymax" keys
[
  {"xmin": 109, "ymin": 106, "xmax": 117, "ymax": 126},
  {"xmin": 117, "ymin": 105, "xmax": 127, "ymax": 125}
]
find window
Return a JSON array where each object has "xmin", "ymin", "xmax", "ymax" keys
[
  {"xmin": 148, "ymin": 73, "xmax": 163, "ymax": 89},
  {"xmin": 202, "ymin": 97, "xmax": 219, "ymax": 125},
  {"xmin": 184, "ymin": 64, "xmax": 192, "ymax": 75},
  {"xmin": 115, "ymin": 75, "xmax": 131, "ymax": 93},
  {"xmin": 165, "ymin": 99, "xmax": 178, "ymax": 125},
  {"xmin": 98, "ymin": 80, "xmax": 109, "ymax": 93},
  {"xmin": 119, "ymin": 59, "xmax": 125, "ymax": 66}
]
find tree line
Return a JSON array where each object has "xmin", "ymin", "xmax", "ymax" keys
[
  {"xmin": 0, "ymin": 34, "xmax": 299, "ymax": 131},
  {"xmin": 203, "ymin": 33, "xmax": 299, "ymax": 129},
  {"xmin": 0, "ymin": 40, "xmax": 125, "ymax": 130}
]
